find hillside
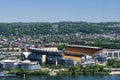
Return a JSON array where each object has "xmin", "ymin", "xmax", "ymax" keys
[{"xmin": 0, "ymin": 22, "xmax": 120, "ymax": 36}]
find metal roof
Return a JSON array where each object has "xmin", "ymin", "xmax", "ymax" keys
[{"xmin": 67, "ymin": 45, "xmax": 102, "ymax": 49}]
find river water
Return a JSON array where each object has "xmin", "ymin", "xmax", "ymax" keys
[{"xmin": 0, "ymin": 75, "xmax": 120, "ymax": 80}]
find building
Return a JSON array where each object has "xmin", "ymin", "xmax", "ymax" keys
[
  {"xmin": 62, "ymin": 45, "xmax": 102, "ymax": 64},
  {"xmin": 21, "ymin": 52, "xmax": 31, "ymax": 59},
  {"xmin": 18, "ymin": 60, "xmax": 40, "ymax": 70},
  {"xmin": 93, "ymin": 49, "xmax": 120, "ymax": 63},
  {"xmin": 27, "ymin": 47, "xmax": 62, "ymax": 64},
  {"xmin": 99, "ymin": 49, "xmax": 120, "ymax": 59},
  {"xmin": 0, "ymin": 59, "xmax": 17, "ymax": 70},
  {"xmin": 0, "ymin": 59, "xmax": 40, "ymax": 70},
  {"xmin": 1, "ymin": 48, "xmax": 21, "ymax": 56},
  {"xmin": 25, "ymin": 45, "xmax": 102, "ymax": 65},
  {"xmin": 0, "ymin": 54, "xmax": 6, "ymax": 59}
]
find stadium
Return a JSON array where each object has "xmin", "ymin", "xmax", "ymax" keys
[{"xmin": 22, "ymin": 45, "xmax": 102, "ymax": 65}]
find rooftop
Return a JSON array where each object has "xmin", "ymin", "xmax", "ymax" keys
[{"xmin": 67, "ymin": 45, "xmax": 102, "ymax": 49}]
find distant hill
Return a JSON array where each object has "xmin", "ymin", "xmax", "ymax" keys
[{"xmin": 0, "ymin": 22, "xmax": 120, "ymax": 36}]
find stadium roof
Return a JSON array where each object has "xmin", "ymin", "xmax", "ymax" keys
[{"xmin": 67, "ymin": 45, "xmax": 102, "ymax": 49}]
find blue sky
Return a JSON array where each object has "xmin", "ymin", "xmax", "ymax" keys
[{"xmin": 0, "ymin": 0, "xmax": 120, "ymax": 22}]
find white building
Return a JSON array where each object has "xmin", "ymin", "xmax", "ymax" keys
[{"xmin": 100, "ymin": 49, "xmax": 120, "ymax": 59}]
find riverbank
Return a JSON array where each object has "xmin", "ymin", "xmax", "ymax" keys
[
  {"xmin": 0, "ymin": 71, "xmax": 16, "ymax": 77},
  {"xmin": 8, "ymin": 64, "xmax": 110, "ymax": 76},
  {"xmin": 1, "ymin": 75, "xmax": 120, "ymax": 80},
  {"xmin": 8, "ymin": 68, "xmax": 120, "ymax": 76},
  {"xmin": 109, "ymin": 71, "xmax": 120, "ymax": 75}
]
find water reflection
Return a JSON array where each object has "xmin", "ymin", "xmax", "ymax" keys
[{"xmin": 0, "ymin": 75, "xmax": 120, "ymax": 80}]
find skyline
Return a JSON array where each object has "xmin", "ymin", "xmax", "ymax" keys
[{"xmin": 0, "ymin": 0, "xmax": 120, "ymax": 22}]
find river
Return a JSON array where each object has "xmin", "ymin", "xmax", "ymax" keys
[{"xmin": 0, "ymin": 75, "xmax": 120, "ymax": 80}]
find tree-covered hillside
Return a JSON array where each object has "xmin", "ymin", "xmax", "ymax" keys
[{"xmin": 0, "ymin": 22, "xmax": 120, "ymax": 36}]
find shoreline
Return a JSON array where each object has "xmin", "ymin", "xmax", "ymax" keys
[{"xmin": 109, "ymin": 71, "xmax": 120, "ymax": 75}]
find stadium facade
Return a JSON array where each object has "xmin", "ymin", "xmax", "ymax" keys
[{"xmin": 23, "ymin": 45, "xmax": 102, "ymax": 65}]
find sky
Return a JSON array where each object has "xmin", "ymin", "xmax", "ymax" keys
[{"xmin": 0, "ymin": 0, "xmax": 120, "ymax": 22}]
